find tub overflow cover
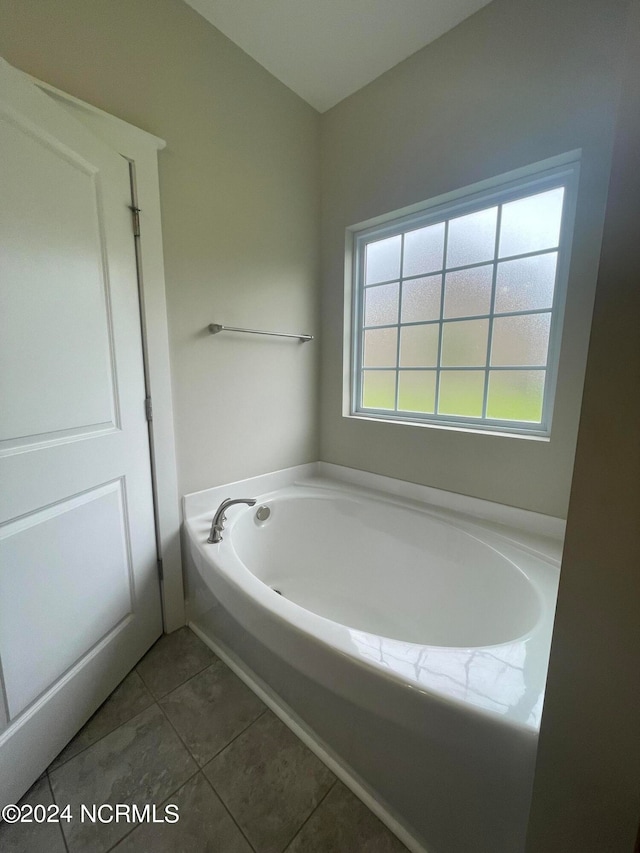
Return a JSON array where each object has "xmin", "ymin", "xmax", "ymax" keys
[{"xmin": 256, "ymin": 505, "xmax": 271, "ymax": 522}]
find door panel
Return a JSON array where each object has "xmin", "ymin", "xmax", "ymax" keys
[
  {"xmin": 0, "ymin": 480, "xmax": 133, "ymax": 718},
  {"xmin": 0, "ymin": 57, "xmax": 162, "ymax": 805},
  {"xmin": 0, "ymin": 112, "xmax": 117, "ymax": 448}
]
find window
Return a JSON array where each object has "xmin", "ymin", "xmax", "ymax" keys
[{"xmin": 349, "ymin": 158, "xmax": 579, "ymax": 436}]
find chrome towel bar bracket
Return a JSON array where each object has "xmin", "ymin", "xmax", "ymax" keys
[{"xmin": 208, "ymin": 323, "xmax": 313, "ymax": 343}]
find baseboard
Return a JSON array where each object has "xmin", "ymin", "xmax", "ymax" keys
[{"xmin": 188, "ymin": 621, "xmax": 429, "ymax": 853}]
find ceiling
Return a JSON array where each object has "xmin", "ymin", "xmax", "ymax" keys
[{"xmin": 183, "ymin": 0, "xmax": 494, "ymax": 112}]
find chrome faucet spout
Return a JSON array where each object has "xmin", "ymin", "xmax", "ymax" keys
[{"xmin": 208, "ymin": 497, "xmax": 257, "ymax": 543}]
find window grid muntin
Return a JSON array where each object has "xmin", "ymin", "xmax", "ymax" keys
[
  {"xmin": 393, "ymin": 233, "xmax": 405, "ymax": 409},
  {"xmin": 360, "ymin": 209, "xmax": 555, "ymax": 417},
  {"xmin": 352, "ymin": 165, "xmax": 578, "ymax": 434},
  {"xmin": 362, "ymin": 305, "xmax": 555, "ymax": 332},
  {"xmin": 361, "ymin": 246, "xmax": 561, "ymax": 289},
  {"xmin": 433, "ymin": 223, "xmax": 447, "ymax": 418},
  {"xmin": 481, "ymin": 205, "xmax": 502, "ymax": 418}
]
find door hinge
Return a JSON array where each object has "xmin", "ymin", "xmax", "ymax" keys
[
  {"xmin": 157, "ymin": 558, "xmax": 164, "ymax": 580},
  {"xmin": 145, "ymin": 396, "xmax": 153, "ymax": 421},
  {"xmin": 129, "ymin": 205, "xmax": 141, "ymax": 237}
]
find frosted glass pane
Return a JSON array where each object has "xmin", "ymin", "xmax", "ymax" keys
[
  {"xmin": 438, "ymin": 371, "xmax": 485, "ymax": 417},
  {"xmin": 491, "ymin": 313, "xmax": 551, "ymax": 366},
  {"xmin": 364, "ymin": 282, "xmax": 399, "ymax": 326},
  {"xmin": 444, "ymin": 265, "xmax": 493, "ymax": 318},
  {"xmin": 401, "ymin": 275, "xmax": 442, "ymax": 323},
  {"xmin": 487, "ymin": 370, "xmax": 545, "ymax": 422},
  {"xmin": 441, "ymin": 319, "xmax": 489, "ymax": 367},
  {"xmin": 363, "ymin": 328, "xmax": 397, "ymax": 367},
  {"xmin": 403, "ymin": 222, "xmax": 445, "ymax": 277},
  {"xmin": 399, "ymin": 324, "xmax": 439, "ymax": 367},
  {"xmin": 366, "ymin": 235, "xmax": 401, "ymax": 285},
  {"xmin": 495, "ymin": 253, "xmax": 557, "ymax": 314},
  {"xmin": 362, "ymin": 370, "xmax": 396, "ymax": 409},
  {"xmin": 398, "ymin": 371, "xmax": 436, "ymax": 413},
  {"xmin": 447, "ymin": 206, "xmax": 497, "ymax": 268},
  {"xmin": 499, "ymin": 188, "xmax": 564, "ymax": 258}
]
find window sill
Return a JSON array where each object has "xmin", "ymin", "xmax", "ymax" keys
[{"xmin": 343, "ymin": 411, "xmax": 551, "ymax": 441}]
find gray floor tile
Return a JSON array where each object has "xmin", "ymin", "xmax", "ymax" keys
[
  {"xmin": 205, "ymin": 711, "xmax": 335, "ymax": 853},
  {"xmin": 49, "ymin": 670, "xmax": 154, "ymax": 770},
  {"xmin": 285, "ymin": 781, "xmax": 408, "ymax": 853},
  {"xmin": 49, "ymin": 703, "xmax": 197, "ymax": 853},
  {"xmin": 111, "ymin": 772, "xmax": 253, "ymax": 853},
  {"xmin": 0, "ymin": 775, "xmax": 66, "ymax": 853},
  {"xmin": 136, "ymin": 627, "xmax": 217, "ymax": 699},
  {"xmin": 160, "ymin": 661, "xmax": 266, "ymax": 765}
]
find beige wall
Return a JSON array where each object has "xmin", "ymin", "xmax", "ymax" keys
[
  {"xmin": 0, "ymin": 0, "xmax": 320, "ymax": 497},
  {"xmin": 319, "ymin": 0, "xmax": 628, "ymax": 517},
  {"xmin": 1, "ymin": 0, "xmax": 628, "ymax": 519},
  {"xmin": 527, "ymin": 2, "xmax": 640, "ymax": 848}
]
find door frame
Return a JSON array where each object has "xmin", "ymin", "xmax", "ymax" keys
[{"xmin": 23, "ymin": 73, "xmax": 185, "ymax": 632}]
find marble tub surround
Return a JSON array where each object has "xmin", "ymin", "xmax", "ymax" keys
[{"xmin": 1, "ymin": 628, "xmax": 408, "ymax": 853}]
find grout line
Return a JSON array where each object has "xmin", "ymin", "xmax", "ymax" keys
[
  {"xmin": 102, "ymin": 767, "xmax": 202, "ymax": 853},
  {"xmin": 102, "ymin": 817, "xmax": 138, "ymax": 850},
  {"xmin": 134, "ymin": 628, "xmax": 217, "ymax": 701},
  {"xmin": 48, "ymin": 701, "xmax": 174, "ymax": 853},
  {"xmin": 46, "ymin": 634, "xmax": 304, "ymax": 853},
  {"xmin": 201, "ymin": 708, "xmax": 269, "ymax": 766},
  {"xmin": 200, "ymin": 772, "xmax": 259, "ymax": 853},
  {"xmin": 190, "ymin": 627, "xmax": 420, "ymax": 851},
  {"xmin": 153, "ymin": 692, "xmax": 267, "ymax": 770},
  {"xmin": 154, "ymin": 699, "xmax": 198, "ymax": 760},
  {"xmin": 153, "ymin": 649, "xmax": 270, "ymax": 768},
  {"xmin": 47, "ymin": 691, "xmax": 156, "ymax": 775},
  {"xmin": 280, "ymin": 778, "xmax": 338, "ymax": 853},
  {"xmin": 135, "ymin": 659, "xmax": 216, "ymax": 702},
  {"xmin": 45, "ymin": 770, "xmax": 70, "ymax": 853},
  {"xmin": 150, "ymin": 656, "xmax": 272, "ymax": 851},
  {"xmin": 45, "ymin": 633, "xmax": 219, "ymax": 851}
]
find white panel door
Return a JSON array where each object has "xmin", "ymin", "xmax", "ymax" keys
[{"xmin": 0, "ymin": 58, "xmax": 162, "ymax": 805}]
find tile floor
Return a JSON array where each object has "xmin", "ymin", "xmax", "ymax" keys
[{"xmin": 1, "ymin": 628, "xmax": 409, "ymax": 853}]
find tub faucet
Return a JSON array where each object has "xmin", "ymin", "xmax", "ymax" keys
[{"xmin": 208, "ymin": 497, "xmax": 256, "ymax": 543}]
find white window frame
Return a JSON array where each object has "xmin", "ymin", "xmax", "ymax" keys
[{"xmin": 346, "ymin": 154, "xmax": 580, "ymax": 438}]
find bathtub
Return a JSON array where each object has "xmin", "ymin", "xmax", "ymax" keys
[{"xmin": 184, "ymin": 462, "xmax": 563, "ymax": 853}]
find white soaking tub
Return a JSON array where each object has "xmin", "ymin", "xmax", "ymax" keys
[{"xmin": 183, "ymin": 463, "xmax": 563, "ymax": 853}]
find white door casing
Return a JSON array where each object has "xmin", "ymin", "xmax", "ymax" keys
[
  {"xmin": 0, "ymin": 57, "xmax": 162, "ymax": 804},
  {"xmin": 28, "ymin": 77, "xmax": 185, "ymax": 634}
]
